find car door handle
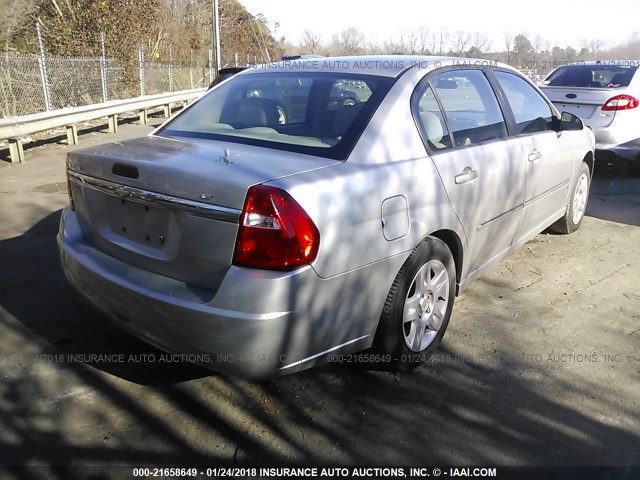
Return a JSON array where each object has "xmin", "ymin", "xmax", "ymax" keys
[
  {"xmin": 455, "ymin": 167, "xmax": 479, "ymax": 185},
  {"xmin": 528, "ymin": 151, "xmax": 542, "ymax": 162}
]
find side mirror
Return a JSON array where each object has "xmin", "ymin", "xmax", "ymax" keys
[{"xmin": 558, "ymin": 111, "xmax": 584, "ymax": 131}]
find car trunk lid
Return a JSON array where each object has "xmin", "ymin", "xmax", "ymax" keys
[
  {"xmin": 540, "ymin": 86, "xmax": 621, "ymax": 127},
  {"xmin": 67, "ymin": 135, "xmax": 336, "ymax": 291}
]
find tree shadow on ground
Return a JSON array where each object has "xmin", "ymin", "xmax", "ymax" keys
[{"xmin": 0, "ymin": 210, "xmax": 638, "ymax": 479}]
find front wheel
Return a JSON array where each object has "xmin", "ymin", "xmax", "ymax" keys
[
  {"xmin": 373, "ymin": 237, "xmax": 456, "ymax": 371},
  {"xmin": 549, "ymin": 161, "xmax": 591, "ymax": 234}
]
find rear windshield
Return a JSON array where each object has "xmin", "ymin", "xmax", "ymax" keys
[
  {"xmin": 543, "ymin": 65, "xmax": 638, "ymax": 88},
  {"xmin": 158, "ymin": 72, "xmax": 394, "ymax": 160}
]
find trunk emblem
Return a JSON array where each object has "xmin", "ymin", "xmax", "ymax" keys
[
  {"xmin": 114, "ymin": 185, "xmax": 131, "ymax": 198},
  {"xmin": 221, "ymin": 148, "xmax": 234, "ymax": 165},
  {"xmin": 566, "ymin": 93, "xmax": 577, "ymax": 99}
]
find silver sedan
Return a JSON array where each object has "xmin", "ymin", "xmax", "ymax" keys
[{"xmin": 58, "ymin": 56, "xmax": 595, "ymax": 378}]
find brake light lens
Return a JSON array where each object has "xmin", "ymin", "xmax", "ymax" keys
[
  {"xmin": 602, "ymin": 94, "xmax": 639, "ymax": 111},
  {"xmin": 233, "ymin": 185, "xmax": 320, "ymax": 270}
]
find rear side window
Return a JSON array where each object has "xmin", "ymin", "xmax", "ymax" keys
[
  {"xmin": 494, "ymin": 71, "xmax": 554, "ymax": 135},
  {"xmin": 158, "ymin": 72, "xmax": 393, "ymax": 161},
  {"xmin": 543, "ymin": 65, "xmax": 638, "ymax": 88},
  {"xmin": 414, "ymin": 85, "xmax": 453, "ymax": 151},
  {"xmin": 430, "ymin": 70, "xmax": 507, "ymax": 147}
]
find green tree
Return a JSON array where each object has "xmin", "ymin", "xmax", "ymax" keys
[{"xmin": 513, "ymin": 34, "xmax": 533, "ymax": 56}]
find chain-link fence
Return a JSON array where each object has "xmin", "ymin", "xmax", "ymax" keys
[
  {"xmin": 0, "ymin": 55, "xmax": 43, "ymax": 117},
  {"xmin": 0, "ymin": 50, "xmax": 212, "ymax": 118}
]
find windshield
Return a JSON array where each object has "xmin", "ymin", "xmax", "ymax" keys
[
  {"xmin": 158, "ymin": 72, "xmax": 394, "ymax": 160},
  {"xmin": 543, "ymin": 65, "xmax": 638, "ymax": 88}
]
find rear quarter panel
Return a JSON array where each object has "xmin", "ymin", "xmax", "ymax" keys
[{"xmin": 265, "ymin": 69, "xmax": 466, "ymax": 351}]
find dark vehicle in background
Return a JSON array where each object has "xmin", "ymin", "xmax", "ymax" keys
[
  {"xmin": 540, "ymin": 61, "xmax": 640, "ymax": 174},
  {"xmin": 208, "ymin": 67, "xmax": 247, "ymax": 89},
  {"xmin": 281, "ymin": 54, "xmax": 324, "ymax": 61}
]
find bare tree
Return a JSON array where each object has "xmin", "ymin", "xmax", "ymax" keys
[
  {"xmin": 580, "ymin": 38, "xmax": 605, "ymax": 55},
  {"xmin": 0, "ymin": 0, "xmax": 36, "ymax": 53},
  {"xmin": 366, "ymin": 40, "xmax": 384, "ymax": 55},
  {"xmin": 602, "ymin": 38, "xmax": 640, "ymax": 60},
  {"xmin": 504, "ymin": 32, "xmax": 514, "ymax": 64},
  {"xmin": 430, "ymin": 31, "xmax": 449, "ymax": 55},
  {"xmin": 301, "ymin": 29, "xmax": 322, "ymax": 54},
  {"xmin": 385, "ymin": 28, "xmax": 429, "ymax": 54},
  {"xmin": 504, "ymin": 33, "xmax": 514, "ymax": 53},
  {"xmin": 533, "ymin": 35, "xmax": 547, "ymax": 54},
  {"xmin": 332, "ymin": 27, "xmax": 365, "ymax": 55},
  {"xmin": 403, "ymin": 27, "xmax": 429, "ymax": 54},
  {"xmin": 471, "ymin": 32, "xmax": 491, "ymax": 53},
  {"xmin": 382, "ymin": 37, "xmax": 403, "ymax": 54},
  {"xmin": 451, "ymin": 31, "xmax": 471, "ymax": 55}
]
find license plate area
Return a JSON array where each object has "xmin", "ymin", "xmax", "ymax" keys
[
  {"xmin": 106, "ymin": 196, "xmax": 171, "ymax": 248},
  {"xmin": 556, "ymin": 103, "xmax": 597, "ymax": 118}
]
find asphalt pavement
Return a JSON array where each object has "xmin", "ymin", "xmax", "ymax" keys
[{"xmin": 0, "ymin": 119, "xmax": 638, "ymax": 478}]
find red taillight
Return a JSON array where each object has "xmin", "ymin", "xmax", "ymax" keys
[
  {"xmin": 233, "ymin": 185, "xmax": 320, "ymax": 270},
  {"xmin": 602, "ymin": 94, "xmax": 639, "ymax": 111}
]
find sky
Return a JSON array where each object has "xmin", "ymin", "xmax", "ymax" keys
[{"xmin": 238, "ymin": 0, "xmax": 640, "ymax": 52}]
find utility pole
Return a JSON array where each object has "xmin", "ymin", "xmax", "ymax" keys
[
  {"xmin": 36, "ymin": 22, "xmax": 51, "ymax": 111},
  {"xmin": 211, "ymin": 0, "xmax": 221, "ymax": 76}
]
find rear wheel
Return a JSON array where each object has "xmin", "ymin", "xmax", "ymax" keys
[
  {"xmin": 374, "ymin": 237, "xmax": 456, "ymax": 371},
  {"xmin": 628, "ymin": 161, "xmax": 640, "ymax": 177},
  {"xmin": 549, "ymin": 162, "xmax": 590, "ymax": 234}
]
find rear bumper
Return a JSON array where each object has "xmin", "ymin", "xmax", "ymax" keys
[
  {"xmin": 595, "ymin": 138, "xmax": 640, "ymax": 163},
  {"xmin": 57, "ymin": 207, "xmax": 372, "ymax": 378},
  {"xmin": 586, "ymin": 120, "xmax": 640, "ymax": 160}
]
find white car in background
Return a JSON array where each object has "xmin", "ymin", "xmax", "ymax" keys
[{"xmin": 540, "ymin": 61, "xmax": 640, "ymax": 175}]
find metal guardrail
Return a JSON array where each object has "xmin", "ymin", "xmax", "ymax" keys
[{"xmin": 0, "ymin": 88, "xmax": 207, "ymax": 163}]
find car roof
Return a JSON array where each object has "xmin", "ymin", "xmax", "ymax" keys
[
  {"xmin": 247, "ymin": 55, "xmax": 514, "ymax": 78},
  {"xmin": 558, "ymin": 61, "xmax": 640, "ymax": 66}
]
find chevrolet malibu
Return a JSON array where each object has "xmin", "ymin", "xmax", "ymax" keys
[{"xmin": 58, "ymin": 56, "xmax": 595, "ymax": 378}]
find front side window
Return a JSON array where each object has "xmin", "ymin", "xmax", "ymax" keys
[
  {"xmin": 430, "ymin": 70, "xmax": 508, "ymax": 147},
  {"xmin": 494, "ymin": 71, "xmax": 554, "ymax": 135},
  {"xmin": 158, "ymin": 72, "xmax": 393, "ymax": 160}
]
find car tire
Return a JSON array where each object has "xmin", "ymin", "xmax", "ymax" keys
[
  {"xmin": 373, "ymin": 236, "xmax": 456, "ymax": 371},
  {"xmin": 549, "ymin": 162, "xmax": 591, "ymax": 234},
  {"xmin": 628, "ymin": 162, "xmax": 640, "ymax": 177}
]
